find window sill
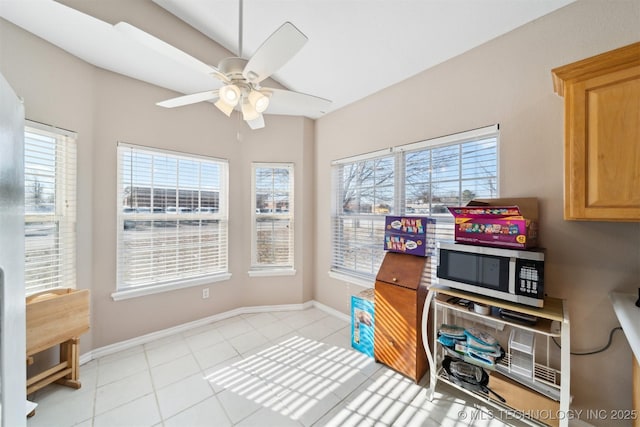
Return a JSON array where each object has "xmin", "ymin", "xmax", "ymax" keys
[
  {"xmin": 111, "ymin": 273, "xmax": 232, "ymax": 301},
  {"xmin": 328, "ymin": 270, "xmax": 374, "ymax": 288},
  {"xmin": 248, "ymin": 269, "xmax": 296, "ymax": 278}
]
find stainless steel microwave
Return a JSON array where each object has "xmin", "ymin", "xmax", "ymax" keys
[{"xmin": 437, "ymin": 242, "xmax": 545, "ymax": 307}]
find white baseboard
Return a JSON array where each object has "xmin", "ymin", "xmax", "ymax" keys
[
  {"xmin": 81, "ymin": 299, "xmax": 334, "ymax": 364},
  {"xmin": 312, "ymin": 300, "xmax": 350, "ymax": 322}
]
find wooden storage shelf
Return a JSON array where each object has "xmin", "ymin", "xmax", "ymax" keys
[
  {"xmin": 26, "ymin": 288, "xmax": 90, "ymax": 396},
  {"xmin": 423, "ymin": 286, "xmax": 570, "ymax": 427}
]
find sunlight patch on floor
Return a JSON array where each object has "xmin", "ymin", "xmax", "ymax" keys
[
  {"xmin": 204, "ymin": 335, "xmax": 486, "ymax": 426},
  {"xmin": 204, "ymin": 335, "xmax": 374, "ymax": 423}
]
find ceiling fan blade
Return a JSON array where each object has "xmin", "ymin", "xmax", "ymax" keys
[
  {"xmin": 157, "ymin": 90, "xmax": 219, "ymax": 108},
  {"xmin": 262, "ymin": 88, "xmax": 331, "ymax": 117},
  {"xmin": 246, "ymin": 114, "xmax": 265, "ymax": 130},
  {"xmin": 115, "ymin": 22, "xmax": 229, "ymax": 82},
  {"xmin": 243, "ymin": 22, "xmax": 307, "ymax": 84}
]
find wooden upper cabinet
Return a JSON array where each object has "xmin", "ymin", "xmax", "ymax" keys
[{"xmin": 552, "ymin": 42, "xmax": 640, "ymax": 221}]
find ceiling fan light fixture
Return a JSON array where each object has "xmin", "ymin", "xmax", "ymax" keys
[
  {"xmin": 214, "ymin": 98, "xmax": 234, "ymax": 117},
  {"xmin": 219, "ymin": 84, "xmax": 241, "ymax": 106},
  {"xmin": 248, "ymin": 90, "xmax": 270, "ymax": 113},
  {"xmin": 241, "ymin": 99, "xmax": 260, "ymax": 121}
]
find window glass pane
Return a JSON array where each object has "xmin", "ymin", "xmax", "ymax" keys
[
  {"xmin": 462, "ymin": 138, "xmax": 497, "ymax": 180},
  {"xmin": 118, "ymin": 145, "xmax": 228, "ymax": 290},
  {"xmin": 24, "ymin": 132, "xmax": 56, "ymax": 214},
  {"xmin": 405, "ymin": 151, "xmax": 430, "ymax": 185},
  {"xmin": 461, "ymin": 178, "xmax": 498, "ymax": 201},
  {"xmin": 332, "ymin": 127, "xmax": 498, "ymax": 282},
  {"xmin": 24, "ymin": 126, "xmax": 77, "ymax": 294},
  {"xmin": 431, "ymin": 145, "xmax": 460, "ymax": 182},
  {"xmin": 339, "ymin": 157, "xmax": 394, "ymax": 215},
  {"xmin": 331, "ymin": 153, "xmax": 394, "ymax": 278},
  {"xmin": 252, "ymin": 164, "xmax": 293, "ymax": 269},
  {"xmin": 332, "ymin": 217, "xmax": 386, "ymax": 277},
  {"xmin": 255, "ymin": 218, "xmax": 292, "ymax": 265},
  {"xmin": 431, "ymin": 180, "xmax": 461, "ymax": 213}
]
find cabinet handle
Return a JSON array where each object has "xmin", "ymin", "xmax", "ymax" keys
[
  {"xmin": 392, "ymin": 277, "xmax": 397, "ymax": 282},
  {"xmin": 388, "ymin": 340, "xmax": 395, "ymax": 347}
]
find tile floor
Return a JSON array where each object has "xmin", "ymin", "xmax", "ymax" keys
[{"xmin": 26, "ymin": 307, "xmax": 534, "ymax": 427}]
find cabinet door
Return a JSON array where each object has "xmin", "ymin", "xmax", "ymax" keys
[
  {"xmin": 375, "ymin": 252, "xmax": 426, "ymax": 290},
  {"xmin": 564, "ymin": 65, "xmax": 640, "ymax": 221},
  {"xmin": 374, "ymin": 281, "xmax": 418, "ymax": 380}
]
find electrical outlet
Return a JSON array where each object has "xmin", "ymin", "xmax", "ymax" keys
[{"xmin": 202, "ymin": 288, "xmax": 209, "ymax": 299}]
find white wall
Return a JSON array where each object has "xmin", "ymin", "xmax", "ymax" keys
[{"xmin": 314, "ymin": 0, "xmax": 640, "ymax": 421}]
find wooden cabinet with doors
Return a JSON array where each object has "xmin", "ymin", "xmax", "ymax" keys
[
  {"xmin": 374, "ymin": 252, "xmax": 428, "ymax": 383},
  {"xmin": 552, "ymin": 42, "xmax": 640, "ymax": 221}
]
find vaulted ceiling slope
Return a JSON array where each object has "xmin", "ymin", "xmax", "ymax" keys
[{"xmin": 0, "ymin": 0, "xmax": 575, "ymax": 117}]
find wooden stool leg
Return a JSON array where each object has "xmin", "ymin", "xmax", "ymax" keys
[{"xmin": 55, "ymin": 338, "xmax": 81, "ymax": 389}]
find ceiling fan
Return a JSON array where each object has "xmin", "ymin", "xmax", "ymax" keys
[{"xmin": 114, "ymin": 1, "xmax": 330, "ymax": 130}]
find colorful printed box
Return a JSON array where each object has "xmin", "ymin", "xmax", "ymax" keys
[
  {"xmin": 448, "ymin": 197, "xmax": 539, "ymax": 249},
  {"xmin": 384, "ymin": 216, "xmax": 436, "ymax": 257},
  {"xmin": 351, "ymin": 289, "xmax": 375, "ymax": 358}
]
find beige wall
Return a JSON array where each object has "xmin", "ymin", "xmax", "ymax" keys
[
  {"xmin": 0, "ymin": 16, "xmax": 97, "ymax": 353},
  {"xmin": 314, "ymin": 0, "xmax": 640, "ymax": 419}
]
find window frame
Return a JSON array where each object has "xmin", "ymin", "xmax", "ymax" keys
[
  {"xmin": 249, "ymin": 162, "xmax": 295, "ymax": 276},
  {"xmin": 330, "ymin": 125, "xmax": 499, "ymax": 286},
  {"xmin": 113, "ymin": 142, "xmax": 230, "ymax": 301},
  {"xmin": 24, "ymin": 121, "xmax": 77, "ymax": 295}
]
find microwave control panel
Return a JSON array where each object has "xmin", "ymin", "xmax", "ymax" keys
[{"xmin": 515, "ymin": 259, "xmax": 544, "ymax": 299}]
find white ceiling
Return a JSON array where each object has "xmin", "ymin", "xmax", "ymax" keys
[{"xmin": 1, "ymin": 0, "xmax": 575, "ymax": 117}]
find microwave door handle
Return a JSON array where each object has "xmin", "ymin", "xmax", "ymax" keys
[{"xmin": 509, "ymin": 257, "xmax": 516, "ymax": 294}]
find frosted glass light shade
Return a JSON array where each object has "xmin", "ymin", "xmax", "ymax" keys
[
  {"xmin": 248, "ymin": 90, "xmax": 270, "ymax": 113},
  {"xmin": 214, "ymin": 99, "xmax": 234, "ymax": 117},
  {"xmin": 242, "ymin": 100, "xmax": 260, "ymax": 121},
  {"xmin": 219, "ymin": 85, "xmax": 240, "ymax": 106}
]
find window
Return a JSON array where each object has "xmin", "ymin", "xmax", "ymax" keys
[
  {"xmin": 331, "ymin": 150, "xmax": 395, "ymax": 281},
  {"xmin": 250, "ymin": 163, "xmax": 294, "ymax": 275},
  {"xmin": 24, "ymin": 122, "xmax": 77, "ymax": 294},
  {"xmin": 331, "ymin": 125, "xmax": 499, "ymax": 283},
  {"xmin": 115, "ymin": 143, "xmax": 229, "ymax": 299}
]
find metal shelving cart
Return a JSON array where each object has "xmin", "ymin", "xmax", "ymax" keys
[{"xmin": 422, "ymin": 285, "xmax": 570, "ymax": 427}]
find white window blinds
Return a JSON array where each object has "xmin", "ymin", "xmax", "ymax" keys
[
  {"xmin": 24, "ymin": 122, "xmax": 77, "ymax": 294},
  {"xmin": 331, "ymin": 125, "xmax": 499, "ymax": 283},
  {"xmin": 331, "ymin": 153, "xmax": 395, "ymax": 280},
  {"xmin": 116, "ymin": 143, "xmax": 229, "ymax": 292},
  {"xmin": 251, "ymin": 163, "xmax": 294, "ymax": 270}
]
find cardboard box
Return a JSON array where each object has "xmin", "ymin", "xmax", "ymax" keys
[
  {"xmin": 384, "ymin": 216, "xmax": 436, "ymax": 257},
  {"xmin": 351, "ymin": 289, "xmax": 375, "ymax": 358},
  {"xmin": 487, "ymin": 372, "xmax": 560, "ymax": 427},
  {"xmin": 448, "ymin": 198, "xmax": 539, "ymax": 249}
]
